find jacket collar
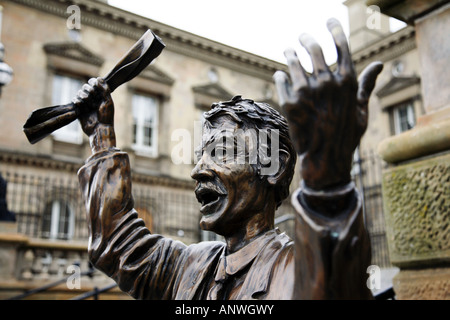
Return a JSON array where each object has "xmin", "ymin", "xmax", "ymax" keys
[
  {"xmin": 215, "ymin": 229, "xmax": 286, "ymax": 299},
  {"xmin": 177, "ymin": 229, "xmax": 291, "ymax": 300},
  {"xmin": 215, "ymin": 230, "xmax": 277, "ymax": 282}
]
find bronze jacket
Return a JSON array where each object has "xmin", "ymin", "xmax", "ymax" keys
[{"xmin": 78, "ymin": 149, "xmax": 372, "ymax": 300}]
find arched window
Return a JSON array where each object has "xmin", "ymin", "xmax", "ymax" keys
[{"xmin": 41, "ymin": 200, "xmax": 75, "ymax": 240}]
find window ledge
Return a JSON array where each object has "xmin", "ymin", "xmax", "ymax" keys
[
  {"xmin": 378, "ymin": 118, "xmax": 450, "ymax": 163},
  {"xmin": 132, "ymin": 146, "xmax": 158, "ymax": 159}
]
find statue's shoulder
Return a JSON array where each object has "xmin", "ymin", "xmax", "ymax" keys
[
  {"xmin": 187, "ymin": 240, "xmax": 225, "ymax": 254},
  {"xmin": 258, "ymin": 230, "xmax": 294, "ymax": 264},
  {"xmin": 272, "ymin": 229, "xmax": 294, "ymax": 249},
  {"xmin": 252, "ymin": 229, "xmax": 294, "ymax": 266}
]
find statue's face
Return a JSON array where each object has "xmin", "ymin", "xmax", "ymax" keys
[{"xmin": 191, "ymin": 117, "xmax": 270, "ymax": 236}]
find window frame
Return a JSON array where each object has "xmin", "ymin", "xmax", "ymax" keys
[
  {"xmin": 50, "ymin": 73, "xmax": 84, "ymax": 145},
  {"xmin": 41, "ymin": 199, "xmax": 75, "ymax": 241},
  {"xmin": 392, "ymin": 101, "xmax": 416, "ymax": 135},
  {"xmin": 131, "ymin": 93, "xmax": 160, "ymax": 157}
]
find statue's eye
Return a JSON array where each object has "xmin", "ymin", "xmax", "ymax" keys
[{"xmin": 194, "ymin": 148, "xmax": 202, "ymax": 162}]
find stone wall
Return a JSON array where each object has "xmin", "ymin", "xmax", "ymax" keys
[
  {"xmin": 382, "ymin": 153, "xmax": 450, "ymax": 267},
  {"xmin": 371, "ymin": 0, "xmax": 450, "ymax": 300}
]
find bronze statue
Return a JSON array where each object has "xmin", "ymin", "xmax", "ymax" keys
[{"xmin": 26, "ymin": 19, "xmax": 383, "ymax": 299}]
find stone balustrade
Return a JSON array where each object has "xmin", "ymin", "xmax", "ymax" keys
[
  {"xmin": 16, "ymin": 239, "xmax": 93, "ymax": 281},
  {"xmin": 0, "ymin": 222, "xmax": 127, "ymax": 299}
]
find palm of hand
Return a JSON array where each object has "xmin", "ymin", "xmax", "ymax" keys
[{"xmin": 274, "ymin": 18, "xmax": 383, "ymax": 190}]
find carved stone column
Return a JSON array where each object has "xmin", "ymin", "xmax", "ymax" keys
[
  {"xmin": 367, "ymin": 0, "xmax": 450, "ymax": 300},
  {"xmin": 0, "ymin": 223, "xmax": 28, "ymax": 281}
]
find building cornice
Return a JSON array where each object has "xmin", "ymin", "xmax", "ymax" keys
[
  {"xmin": 192, "ymin": 82, "xmax": 233, "ymax": 100},
  {"xmin": 0, "ymin": 149, "xmax": 83, "ymax": 173},
  {"xmin": 0, "ymin": 148, "xmax": 194, "ymax": 190},
  {"xmin": 43, "ymin": 41, "xmax": 105, "ymax": 66},
  {"xmin": 366, "ymin": 0, "xmax": 449, "ymax": 24},
  {"xmin": 352, "ymin": 26, "xmax": 416, "ymax": 68},
  {"xmin": 192, "ymin": 82, "xmax": 234, "ymax": 110},
  {"xmin": 139, "ymin": 65, "xmax": 175, "ymax": 86},
  {"xmin": 7, "ymin": 0, "xmax": 286, "ymax": 81},
  {"xmin": 376, "ymin": 75, "xmax": 421, "ymax": 98}
]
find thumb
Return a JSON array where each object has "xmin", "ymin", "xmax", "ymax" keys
[{"xmin": 357, "ymin": 61, "xmax": 383, "ymax": 104}]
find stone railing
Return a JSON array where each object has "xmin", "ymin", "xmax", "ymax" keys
[
  {"xmin": 0, "ymin": 222, "xmax": 127, "ymax": 300},
  {"xmin": 15, "ymin": 239, "xmax": 93, "ymax": 281}
]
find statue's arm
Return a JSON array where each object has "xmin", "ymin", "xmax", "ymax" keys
[
  {"xmin": 291, "ymin": 182, "xmax": 372, "ymax": 299},
  {"xmin": 75, "ymin": 79, "xmax": 187, "ymax": 299},
  {"xmin": 273, "ymin": 19, "xmax": 383, "ymax": 299}
]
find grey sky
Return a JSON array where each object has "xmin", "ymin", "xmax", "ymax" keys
[
  {"xmin": 108, "ymin": 0, "xmax": 352, "ymax": 71},
  {"xmin": 108, "ymin": 1, "xmax": 405, "ymax": 71}
]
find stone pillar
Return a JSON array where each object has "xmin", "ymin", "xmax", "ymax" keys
[
  {"xmin": 343, "ymin": 0, "xmax": 391, "ymax": 53},
  {"xmin": 366, "ymin": 0, "xmax": 450, "ymax": 300},
  {"xmin": 0, "ymin": 222, "xmax": 28, "ymax": 281}
]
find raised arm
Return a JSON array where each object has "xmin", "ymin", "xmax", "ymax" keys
[
  {"xmin": 274, "ymin": 19, "xmax": 383, "ymax": 299},
  {"xmin": 75, "ymin": 77, "xmax": 116, "ymax": 154},
  {"xmin": 75, "ymin": 79, "xmax": 187, "ymax": 299}
]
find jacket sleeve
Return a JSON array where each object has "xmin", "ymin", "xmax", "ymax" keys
[
  {"xmin": 77, "ymin": 148, "xmax": 188, "ymax": 300},
  {"xmin": 291, "ymin": 181, "xmax": 372, "ymax": 300}
]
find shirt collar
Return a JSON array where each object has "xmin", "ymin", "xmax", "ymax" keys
[{"xmin": 215, "ymin": 229, "xmax": 279, "ymax": 282}]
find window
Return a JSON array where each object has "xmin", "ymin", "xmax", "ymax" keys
[
  {"xmin": 41, "ymin": 200, "xmax": 75, "ymax": 240},
  {"xmin": 52, "ymin": 74, "xmax": 83, "ymax": 144},
  {"xmin": 132, "ymin": 93, "xmax": 159, "ymax": 156},
  {"xmin": 393, "ymin": 102, "xmax": 415, "ymax": 135}
]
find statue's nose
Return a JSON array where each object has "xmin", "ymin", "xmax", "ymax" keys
[{"xmin": 191, "ymin": 156, "xmax": 215, "ymax": 181}]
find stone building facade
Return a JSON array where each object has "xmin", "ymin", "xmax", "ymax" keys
[
  {"xmin": 344, "ymin": 0, "xmax": 425, "ymax": 292},
  {"xmin": 346, "ymin": 0, "xmax": 450, "ymax": 299},
  {"xmin": 368, "ymin": 0, "xmax": 450, "ymax": 300},
  {"xmin": 0, "ymin": 0, "xmax": 295, "ymax": 299},
  {"xmin": 345, "ymin": 0, "xmax": 423, "ymax": 154}
]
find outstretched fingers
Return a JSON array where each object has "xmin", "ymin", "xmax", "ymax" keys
[
  {"xmin": 284, "ymin": 48, "xmax": 308, "ymax": 91},
  {"xmin": 273, "ymin": 70, "xmax": 294, "ymax": 107},
  {"xmin": 299, "ymin": 33, "xmax": 329, "ymax": 76},
  {"xmin": 355, "ymin": 61, "xmax": 383, "ymax": 135},
  {"xmin": 357, "ymin": 61, "xmax": 384, "ymax": 104},
  {"xmin": 327, "ymin": 18, "xmax": 354, "ymax": 78}
]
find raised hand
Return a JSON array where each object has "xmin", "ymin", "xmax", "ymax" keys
[
  {"xmin": 274, "ymin": 18, "xmax": 383, "ymax": 191},
  {"xmin": 74, "ymin": 77, "xmax": 116, "ymax": 153}
]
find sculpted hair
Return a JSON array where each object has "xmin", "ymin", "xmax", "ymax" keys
[{"xmin": 203, "ymin": 95, "xmax": 297, "ymax": 208}]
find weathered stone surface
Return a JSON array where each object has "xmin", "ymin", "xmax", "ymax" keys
[
  {"xmin": 0, "ymin": 224, "xmax": 28, "ymax": 280},
  {"xmin": 415, "ymin": 4, "xmax": 450, "ymax": 113},
  {"xmin": 393, "ymin": 267, "xmax": 450, "ymax": 300},
  {"xmin": 378, "ymin": 119, "xmax": 450, "ymax": 163},
  {"xmin": 365, "ymin": 0, "xmax": 449, "ymax": 24},
  {"xmin": 0, "ymin": 222, "xmax": 18, "ymax": 234},
  {"xmin": 382, "ymin": 152, "xmax": 450, "ymax": 267}
]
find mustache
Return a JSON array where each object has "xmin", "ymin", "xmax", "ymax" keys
[{"xmin": 194, "ymin": 179, "xmax": 228, "ymax": 197}]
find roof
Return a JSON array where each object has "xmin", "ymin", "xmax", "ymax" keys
[{"xmin": 10, "ymin": 0, "xmax": 287, "ymax": 80}]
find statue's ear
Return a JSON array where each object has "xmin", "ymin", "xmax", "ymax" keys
[{"xmin": 266, "ymin": 149, "xmax": 291, "ymax": 187}]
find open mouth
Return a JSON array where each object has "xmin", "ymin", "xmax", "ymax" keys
[{"xmin": 195, "ymin": 185, "xmax": 226, "ymax": 214}]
